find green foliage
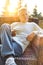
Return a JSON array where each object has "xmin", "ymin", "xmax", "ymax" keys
[{"xmin": 31, "ymin": 5, "xmax": 43, "ymax": 20}]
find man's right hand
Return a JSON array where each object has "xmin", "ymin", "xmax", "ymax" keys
[{"xmin": 11, "ymin": 30, "xmax": 16, "ymax": 36}]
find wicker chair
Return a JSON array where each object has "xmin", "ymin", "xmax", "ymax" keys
[
  {"xmin": 0, "ymin": 44, "xmax": 37, "ymax": 65},
  {"xmin": 0, "ymin": 20, "xmax": 43, "ymax": 65},
  {"xmin": 15, "ymin": 45, "xmax": 37, "ymax": 65}
]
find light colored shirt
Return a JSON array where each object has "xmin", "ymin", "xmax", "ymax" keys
[{"xmin": 11, "ymin": 22, "xmax": 42, "ymax": 52}]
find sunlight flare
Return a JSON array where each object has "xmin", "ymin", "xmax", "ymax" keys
[
  {"xmin": 0, "ymin": 0, "xmax": 43, "ymax": 16},
  {"xmin": 8, "ymin": 0, "xmax": 18, "ymax": 13}
]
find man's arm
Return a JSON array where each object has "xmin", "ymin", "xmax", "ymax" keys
[
  {"xmin": 11, "ymin": 22, "xmax": 18, "ymax": 36},
  {"xmin": 26, "ymin": 31, "xmax": 36, "ymax": 42}
]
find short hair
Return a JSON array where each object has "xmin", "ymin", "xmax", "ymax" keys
[{"xmin": 18, "ymin": 7, "xmax": 28, "ymax": 15}]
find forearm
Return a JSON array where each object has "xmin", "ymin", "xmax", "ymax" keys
[{"xmin": 26, "ymin": 31, "xmax": 36, "ymax": 42}]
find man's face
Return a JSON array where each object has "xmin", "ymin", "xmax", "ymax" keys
[{"xmin": 19, "ymin": 9, "xmax": 28, "ymax": 23}]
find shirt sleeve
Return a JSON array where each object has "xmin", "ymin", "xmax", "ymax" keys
[
  {"xmin": 32, "ymin": 22, "xmax": 43, "ymax": 31},
  {"xmin": 11, "ymin": 22, "xmax": 18, "ymax": 31}
]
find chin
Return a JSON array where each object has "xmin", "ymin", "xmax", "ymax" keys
[{"xmin": 22, "ymin": 21, "xmax": 26, "ymax": 23}]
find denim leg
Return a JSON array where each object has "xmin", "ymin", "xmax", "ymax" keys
[
  {"xmin": 0, "ymin": 27, "xmax": 1, "ymax": 55},
  {"xmin": 13, "ymin": 41, "xmax": 22, "ymax": 57},
  {"xmin": 0, "ymin": 23, "xmax": 15, "ymax": 57},
  {"xmin": 0, "ymin": 27, "xmax": 1, "ymax": 44}
]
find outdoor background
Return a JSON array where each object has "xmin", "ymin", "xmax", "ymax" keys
[{"xmin": 0, "ymin": 0, "xmax": 43, "ymax": 28}]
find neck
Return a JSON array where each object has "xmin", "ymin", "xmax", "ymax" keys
[{"xmin": 20, "ymin": 21, "xmax": 27, "ymax": 23}]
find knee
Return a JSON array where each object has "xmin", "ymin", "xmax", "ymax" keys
[{"xmin": 1, "ymin": 23, "xmax": 11, "ymax": 31}]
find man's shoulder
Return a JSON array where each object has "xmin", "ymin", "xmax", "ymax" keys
[
  {"xmin": 26, "ymin": 22, "xmax": 35, "ymax": 25},
  {"xmin": 11, "ymin": 22, "xmax": 19, "ymax": 31},
  {"xmin": 11, "ymin": 22, "xmax": 18, "ymax": 26}
]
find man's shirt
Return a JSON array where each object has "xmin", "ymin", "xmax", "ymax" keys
[{"xmin": 11, "ymin": 22, "xmax": 42, "ymax": 52}]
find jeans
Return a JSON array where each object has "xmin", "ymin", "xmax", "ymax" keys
[{"xmin": 0, "ymin": 23, "xmax": 22, "ymax": 57}]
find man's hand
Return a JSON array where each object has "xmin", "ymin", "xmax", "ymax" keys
[
  {"xmin": 11, "ymin": 30, "xmax": 16, "ymax": 36},
  {"xmin": 26, "ymin": 32, "xmax": 36, "ymax": 42}
]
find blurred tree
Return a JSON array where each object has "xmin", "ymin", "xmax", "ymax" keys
[
  {"xmin": 32, "ymin": 5, "xmax": 38, "ymax": 17},
  {"xmin": 18, "ymin": 0, "xmax": 22, "ymax": 9},
  {"xmin": 2, "ymin": 0, "xmax": 10, "ymax": 17},
  {"xmin": 14, "ymin": 0, "xmax": 22, "ymax": 16},
  {"xmin": 38, "ymin": 12, "xmax": 42, "ymax": 19},
  {"xmin": 31, "ymin": 5, "xmax": 43, "ymax": 20}
]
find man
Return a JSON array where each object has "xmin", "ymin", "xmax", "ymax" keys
[{"xmin": 0, "ymin": 7, "xmax": 43, "ymax": 65}]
